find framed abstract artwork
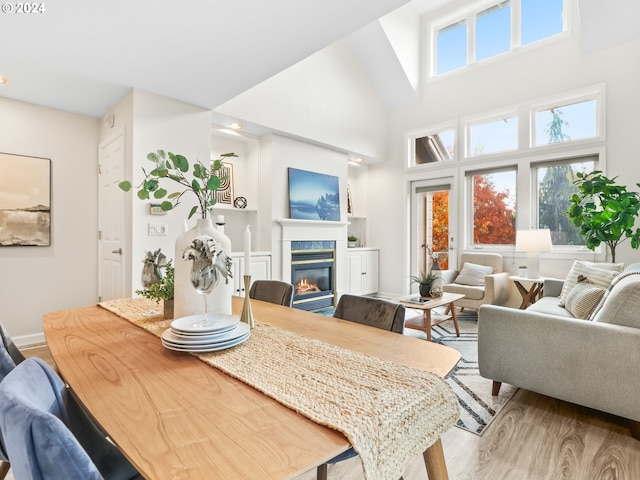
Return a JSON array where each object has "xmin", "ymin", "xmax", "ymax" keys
[
  {"xmin": 288, "ymin": 167, "xmax": 340, "ymax": 221},
  {"xmin": 214, "ymin": 161, "xmax": 234, "ymax": 205},
  {"xmin": 0, "ymin": 152, "xmax": 51, "ymax": 246}
]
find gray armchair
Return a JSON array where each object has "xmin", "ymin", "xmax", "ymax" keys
[{"xmin": 441, "ymin": 253, "xmax": 509, "ymax": 311}]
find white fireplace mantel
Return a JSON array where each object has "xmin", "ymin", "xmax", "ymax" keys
[
  {"xmin": 277, "ymin": 218, "xmax": 349, "ymax": 241},
  {"xmin": 277, "ymin": 218, "xmax": 348, "ymax": 297}
]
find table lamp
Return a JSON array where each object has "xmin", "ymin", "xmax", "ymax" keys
[{"xmin": 515, "ymin": 229, "xmax": 552, "ymax": 278}]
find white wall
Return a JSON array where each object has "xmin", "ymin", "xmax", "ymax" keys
[
  {"xmin": 100, "ymin": 89, "xmax": 212, "ymax": 295},
  {"xmin": 215, "ymin": 40, "xmax": 389, "ymax": 162},
  {"xmin": 0, "ymin": 98, "xmax": 99, "ymax": 344},
  {"xmin": 369, "ymin": 4, "xmax": 640, "ymax": 296},
  {"xmin": 263, "ymin": 135, "xmax": 349, "ymax": 286}
]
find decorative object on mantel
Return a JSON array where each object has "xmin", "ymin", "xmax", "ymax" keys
[
  {"xmin": 288, "ymin": 167, "xmax": 340, "ymax": 221},
  {"xmin": 233, "ymin": 196, "xmax": 247, "ymax": 209},
  {"xmin": 0, "ymin": 152, "xmax": 51, "ymax": 247},
  {"xmin": 119, "ymin": 149, "xmax": 237, "ymax": 318},
  {"xmin": 136, "ymin": 259, "xmax": 175, "ymax": 319},
  {"xmin": 566, "ymin": 170, "xmax": 640, "ymax": 262},
  {"xmin": 347, "ymin": 235, "xmax": 358, "ymax": 248},
  {"xmin": 183, "ymin": 235, "xmax": 233, "ymax": 324}
]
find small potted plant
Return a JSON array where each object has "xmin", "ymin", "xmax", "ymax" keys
[
  {"xmin": 136, "ymin": 261, "xmax": 175, "ymax": 319},
  {"xmin": 348, "ymin": 235, "xmax": 358, "ymax": 248},
  {"xmin": 518, "ymin": 265, "xmax": 528, "ymax": 277},
  {"xmin": 410, "ymin": 271, "xmax": 438, "ymax": 297}
]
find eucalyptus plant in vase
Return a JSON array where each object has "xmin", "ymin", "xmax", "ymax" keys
[{"xmin": 119, "ymin": 150, "xmax": 237, "ymax": 319}]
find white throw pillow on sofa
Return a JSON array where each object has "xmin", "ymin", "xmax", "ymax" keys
[
  {"xmin": 559, "ymin": 260, "xmax": 622, "ymax": 306},
  {"xmin": 455, "ymin": 262, "xmax": 493, "ymax": 286}
]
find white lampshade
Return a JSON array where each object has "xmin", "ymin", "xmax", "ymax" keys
[
  {"xmin": 515, "ymin": 229, "xmax": 552, "ymax": 278},
  {"xmin": 515, "ymin": 229, "xmax": 552, "ymax": 252}
]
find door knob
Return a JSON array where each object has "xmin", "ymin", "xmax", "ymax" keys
[{"xmin": 112, "ymin": 248, "xmax": 123, "ymax": 255}]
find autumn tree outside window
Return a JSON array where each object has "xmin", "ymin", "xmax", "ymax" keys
[{"xmin": 467, "ymin": 168, "xmax": 517, "ymax": 245}]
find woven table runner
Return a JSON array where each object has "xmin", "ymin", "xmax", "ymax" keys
[{"xmin": 99, "ymin": 298, "xmax": 459, "ymax": 480}]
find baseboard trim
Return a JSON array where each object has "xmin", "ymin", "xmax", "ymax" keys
[{"xmin": 15, "ymin": 333, "xmax": 45, "ymax": 348}]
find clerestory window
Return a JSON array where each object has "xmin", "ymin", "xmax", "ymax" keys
[{"xmin": 433, "ymin": 0, "xmax": 567, "ymax": 76}]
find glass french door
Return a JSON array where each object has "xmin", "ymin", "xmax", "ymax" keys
[{"xmin": 410, "ymin": 179, "xmax": 454, "ymax": 281}]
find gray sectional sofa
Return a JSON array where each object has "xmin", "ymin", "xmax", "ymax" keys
[{"xmin": 477, "ymin": 262, "xmax": 640, "ymax": 435}]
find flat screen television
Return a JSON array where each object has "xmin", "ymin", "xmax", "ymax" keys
[{"xmin": 288, "ymin": 167, "xmax": 340, "ymax": 221}]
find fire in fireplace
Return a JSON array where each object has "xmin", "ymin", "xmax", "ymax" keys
[
  {"xmin": 291, "ymin": 247, "xmax": 335, "ymax": 311},
  {"xmin": 296, "ymin": 278, "xmax": 321, "ymax": 295}
]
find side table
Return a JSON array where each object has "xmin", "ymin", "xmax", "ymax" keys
[
  {"xmin": 399, "ymin": 292, "xmax": 465, "ymax": 342},
  {"xmin": 510, "ymin": 275, "xmax": 545, "ymax": 309}
]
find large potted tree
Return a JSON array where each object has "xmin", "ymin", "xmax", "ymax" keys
[{"xmin": 566, "ymin": 170, "xmax": 640, "ymax": 262}]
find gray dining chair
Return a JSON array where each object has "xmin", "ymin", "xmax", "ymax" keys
[
  {"xmin": 332, "ymin": 294, "xmax": 405, "ymax": 334},
  {"xmin": 249, "ymin": 280, "xmax": 294, "ymax": 307},
  {"xmin": 0, "ymin": 357, "xmax": 141, "ymax": 480},
  {"xmin": 318, "ymin": 294, "xmax": 406, "ymax": 480}
]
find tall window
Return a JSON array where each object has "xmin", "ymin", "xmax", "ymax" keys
[
  {"xmin": 468, "ymin": 168, "xmax": 517, "ymax": 245},
  {"xmin": 433, "ymin": 0, "xmax": 567, "ymax": 77},
  {"xmin": 535, "ymin": 157, "xmax": 597, "ymax": 246}
]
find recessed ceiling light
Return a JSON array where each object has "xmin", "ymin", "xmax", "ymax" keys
[
  {"xmin": 227, "ymin": 122, "xmax": 243, "ymax": 130},
  {"xmin": 0, "ymin": 76, "xmax": 7, "ymax": 85}
]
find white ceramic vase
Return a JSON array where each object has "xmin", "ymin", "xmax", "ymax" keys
[{"xmin": 174, "ymin": 217, "xmax": 233, "ymax": 319}]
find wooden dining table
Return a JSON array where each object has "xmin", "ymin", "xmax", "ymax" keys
[{"xmin": 43, "ymin": 296, "xmax": 461, "ymax": 480}]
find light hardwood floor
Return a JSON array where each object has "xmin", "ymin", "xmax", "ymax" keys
[{"xmin": 22, "ymin": 344, "xmax": 640, "ymax": 480}]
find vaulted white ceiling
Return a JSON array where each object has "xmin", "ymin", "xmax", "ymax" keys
[
  {"xmin": 1, "ymin": 0, "xmax": 638, "ymax": 119},
  {"xmin": 0, "ymin": 0, "xmax": 410, "ymax": 117}
]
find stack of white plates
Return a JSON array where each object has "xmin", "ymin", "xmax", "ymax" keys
[{"xmin": 162, "ymin": 313, "xmax": 250, "ymax": 352}]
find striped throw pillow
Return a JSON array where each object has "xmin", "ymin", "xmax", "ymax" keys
[{"xmin": 564, "ymin": 280, "xmax": 606, "ymax": 319}]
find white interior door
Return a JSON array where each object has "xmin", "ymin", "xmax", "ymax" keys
[{"xmin": 98, "ymin": 129, "xmax": 127, "ymax": 301}]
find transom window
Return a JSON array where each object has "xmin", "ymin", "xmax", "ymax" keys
[
  {"xmin": 415, "ymin": 129, "xmax": 455, "ymax": 164},
  {"xmin": 468, "ymin": 115, "xmax": 518, "ymax": 157},
  {"xmin": 433, "ymin": 0, "xmax": 567, "ymax": 76},
  {"xmin": 533, "ymin": 99, "xmax": 598, "ymax": 147}
]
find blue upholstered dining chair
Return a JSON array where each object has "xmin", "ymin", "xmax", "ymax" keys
[
  {"xmin": 0, "ymin": 357, "xmax": 140, "ymax": 480},
  {"xmin": 0, "ymin": 323, "xmax": 21, "ymax": 480},
  {"xmin": 317, "ymin": 294, "xmax": 406, "ymax": 480}
]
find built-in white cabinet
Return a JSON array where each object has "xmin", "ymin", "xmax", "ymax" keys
[
  {"xmin": 347, "ymin": 248, "xmax": 379, "ymax": 295},
  {"xmin": 230, "ymin": 253, "xmax": 272, "ymax": 297}
]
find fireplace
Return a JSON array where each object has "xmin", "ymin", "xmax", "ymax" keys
[{"xmin": 291, "ymin": 245, "xmax": 335, "ymax": 311}]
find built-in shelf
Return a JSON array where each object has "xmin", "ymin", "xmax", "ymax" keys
[{"xmin": 214, "ymin": 207, "xmax": 258, "ymax": 213}]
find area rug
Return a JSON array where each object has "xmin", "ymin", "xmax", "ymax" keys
[{"xmin": 404, "ymin": 308, "xmax": 518, "ymax": 435}]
